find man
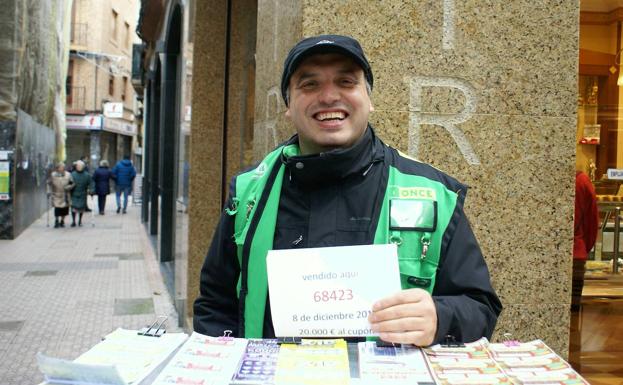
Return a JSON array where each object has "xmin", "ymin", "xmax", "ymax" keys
[
  {"xmin": 80, "ymin": 155, "xmax": 90, "ymax": 172},
  {"xmin": 112, "ymin": 155, "xmax": 136, "ymax": 214},
  {"xmin": 80, "ymin": 155, "xmax": 91, "ymax": 212},
  {"xmin": 194, "ymin": 35, "xmax": 502, "ymax": 346}
]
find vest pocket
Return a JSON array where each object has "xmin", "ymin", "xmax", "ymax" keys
[{"xmin": 398, "ymin": 258, "xmax": 435, "ymax": 290}]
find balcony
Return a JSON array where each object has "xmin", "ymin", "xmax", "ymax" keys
[{"xmin": 66, "ymin": 86, "xmax": 86, "ymax": 114}]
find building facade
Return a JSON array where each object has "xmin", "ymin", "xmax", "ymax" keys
[
  {"xmin": 134, "ymin": 0, "xmax": 194, "ymax": 321},
  {"xmin": 0, "ymin": 0, "xmax": 72, "ymax": 239},
  {"xmin": 66, "ymin": 0, "xmax": 141, "ymax": 170}
]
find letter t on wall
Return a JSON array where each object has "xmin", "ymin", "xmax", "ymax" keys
[{"xmin": 406, "ymin": 76, "xmax": 481, "ymax": 165}]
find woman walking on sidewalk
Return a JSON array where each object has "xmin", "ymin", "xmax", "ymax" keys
[
  {"xmin": 47, "ymin": 162, "xmax": 74, "ymax": 228},
  {"xmin": 69, "ymin": 160, "xmax": 94, "ymax": 227},
  {"xmin": 93, "ymin": 160, "xmax": 113, "ymax": 215}
]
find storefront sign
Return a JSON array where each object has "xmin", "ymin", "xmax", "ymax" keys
[
  {"xmin": 66, "ymin": 114, "xmax": 102, "ymax": 130},
  {"xmin": 103, "ymin": 102, "xmax": 124, "ymax": 118},
  {"xmin": 607, "ymin": 168, "xmax": 623, "ymax": 180},
  {"xmin": 102, "ymin": 118, "xmax": 137, "ymax": 136},
  {"xmin": 266, "ymin": 244, "xmax": 401, "ymax": 338},
  {"xmin": 0, "ymin": 161, "xmax": 10, "ymax": 200}
]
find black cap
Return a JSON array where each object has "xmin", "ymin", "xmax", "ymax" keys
[{"xmin": 280, "ymin": 34, "xmax": 373, "ymax": 106}]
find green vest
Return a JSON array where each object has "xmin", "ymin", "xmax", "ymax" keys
[{"xmin": 228, "ymin": 144, "xmax": 459, "ymax": 338}]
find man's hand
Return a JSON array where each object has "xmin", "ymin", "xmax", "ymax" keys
[{"xmin": 368, "ymin": 288, "xmax": 437, "ymax": 346}]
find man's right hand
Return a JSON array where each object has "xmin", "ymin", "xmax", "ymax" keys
[{"xmin": 368, "ymin": 288, "xmax": 438, "ymax": 347}]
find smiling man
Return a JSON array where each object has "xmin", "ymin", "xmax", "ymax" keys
[
  {"xmin": 285, "ymin": 52, "xmax": 373, "ymax": 154},
  {"xmin": 193, "ymin": 35, "xmax": 502, "ymax": 346}
]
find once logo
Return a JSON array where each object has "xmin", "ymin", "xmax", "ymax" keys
[{"xmin": 390, "ymin": 186, "xmax": 436, "ymax": 200}]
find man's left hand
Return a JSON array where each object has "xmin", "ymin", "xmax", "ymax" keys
[{"xmin": 368, "ymin": 288, "xmax": 437, "ymax": 346}]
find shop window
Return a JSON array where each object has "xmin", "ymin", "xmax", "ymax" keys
[
  {"xmin": 109, "ymin": 71, "xmax": 115, "ymax": 96},
  {"xmin": 125, "ymin": 22, "xmax": 131, "ymax": 49},
  {"xmin": 66, "ymin": 59, "xmax": 74, "ymax": 105},
  {"xmin": 122, "ymin": 76, "xmax": 128, "ymax": 101},
  {"xmin": 578, "ymin": 48, "xmax": 620, "ymax": 180},
  {"xmin": 111, "ymin": 9, "xmax": 118, "ymax": 42}
]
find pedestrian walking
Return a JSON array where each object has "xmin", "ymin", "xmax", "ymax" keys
[
  {"xmin": 80, "ymin": 155, "xmax": 93, "ymax": 212},
  {"xmin": 92, "ymin": 160, "xmax": 113, "ymax": 215},
  {"xmin": 46, "ymin": 162, "xmax": 74, "ymax": 228},
  {"xmin": 69, "ymin": 160, "xmax": 94, "ymax": 227},
  {"xmin": 80, "ymin": 155, "xmax": 90, "ymax": 172},
  {"xmin": 111, "ymin": 155, "xmax": 136, "ymax": 214}
]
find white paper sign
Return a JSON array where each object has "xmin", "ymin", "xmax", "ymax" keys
[
  {"xmin": 104, "ymin": 102, "xmax": 124, "ymax": 118},
  {"xmin": 266, "ymin": 244, "xmax": 401, "ymax": 338},
  {"xmin": 607, "ymin": 168, "xmax": 623, "ymax": 180}
]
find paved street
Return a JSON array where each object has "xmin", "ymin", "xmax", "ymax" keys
[{"xmin": 0, "ymin": 198, "xmax": 179, "ymax": 384}]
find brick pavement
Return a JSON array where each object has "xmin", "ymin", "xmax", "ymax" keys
[{"xmin": 0, "ymin": 197, "xmax": 179, "ymax": 384}]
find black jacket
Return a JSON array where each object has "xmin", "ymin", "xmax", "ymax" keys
[
  {"xmin": 194, "ymin": 127, "xmax": 502, "ymax": 343},
  {"xmin": 93, "ymin": 166, "xmax": 113, "ymax": 195}
]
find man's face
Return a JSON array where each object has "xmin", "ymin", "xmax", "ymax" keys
[{"xmin": 285, "ymin": 53, "xmax": 373, "ymax": 155}]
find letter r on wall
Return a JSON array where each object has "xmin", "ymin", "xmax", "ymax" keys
[
  {"xmin": 265, "ymin": 86, "xmax": 280, "ymax": 149},
  {"xmin": 407, "ymin": 76, "xmax": 480, "ymax": 165}
]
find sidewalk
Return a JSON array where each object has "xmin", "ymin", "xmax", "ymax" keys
[{"xmin": 0, "ymin": 197, "xmax": 179, "ymax": 384}]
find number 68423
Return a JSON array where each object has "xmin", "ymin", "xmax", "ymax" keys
[{"xmin": 313, "ymin": 289, "xmax": 353, "ymax": 302}]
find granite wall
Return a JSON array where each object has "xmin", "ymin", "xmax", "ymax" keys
[
  {"xmin": 187, "ymin": 0, "xmax": 258, "ymax": 328},
  {"xmin": 187, "ymin": 1, "xmax": 579, "ymax": 355},
  {"xmin": 188, "ymin": 0, "xmax": 227, "ymax": 329},
  {"xmin": 253, "ymin": 1, "xmax": 579, "ymax": 356}
]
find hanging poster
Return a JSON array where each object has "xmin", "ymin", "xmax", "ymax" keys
[{"xmin": 0, "ymin": 161, "xmax": 9, "ymax": 200}]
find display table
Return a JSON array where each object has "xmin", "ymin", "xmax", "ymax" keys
[{"xmin": 39, "ymin": 331, "xmax": 589, "ymax": 385}]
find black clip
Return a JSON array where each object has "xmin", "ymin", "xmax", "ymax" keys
[
  {"xmin": 301, "ymin": 339, "xmax": 338, "ymax": 347},
  {"xmin": 218, "ymin": 329, "xmax": 234, "ymax": 341},
  {"xmin": 137, "ymin": 316, "xmax": 167, "ymax": 337},
  {"xmin": 502, "ymin": 332, "xmax": 520, "ymax": 347},
  {"xmin": 375, "ymin": 340, "xmax": 397, "ymax": 348},
  {"xmin": 441, "ymin": 334, "xmax": 465, "ymax": 348},
  {"xmin": 277, "ymin": 337, "xmax": 302, "ymax": 345}
]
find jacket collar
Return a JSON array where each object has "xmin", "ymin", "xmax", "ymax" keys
[{"xmin": 280, "ymin": 125, "xmax": 382, "ymax": 188}]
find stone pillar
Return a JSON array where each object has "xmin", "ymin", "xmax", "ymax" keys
[
  {"xmin": 188, "ymin": 0, "xmax": 228, "ymax": 329},
  {"xmin": 187, "ymin": 0, "xmax": 257, "ymax": 328},
  {"xmin": 254, "ymin": 1, "xmax": 578, "ymax": 355}
]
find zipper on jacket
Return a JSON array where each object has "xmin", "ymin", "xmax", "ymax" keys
[{"xmin": 292, "ymin": 235, "xmax": 303, "ymax": 246}]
